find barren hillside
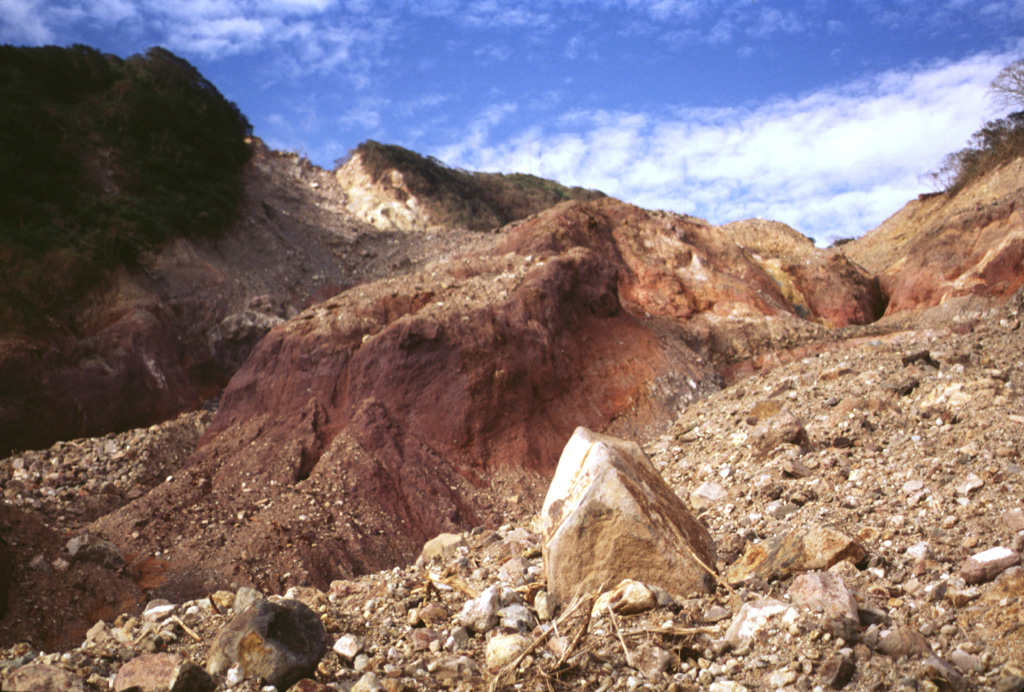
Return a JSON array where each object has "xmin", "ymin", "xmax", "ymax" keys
[{"xmin": 2, "ymin": 44, "xmax": 1024, "ymax": 692}]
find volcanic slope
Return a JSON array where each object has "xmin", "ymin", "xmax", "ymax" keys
[{"xmin": 83, "ymin": 196, "xmax": 887, "ymax": 606}]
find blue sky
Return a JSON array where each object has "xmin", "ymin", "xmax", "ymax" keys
[{"xmin": 2, "ymin": 1, "xmax": 1024, "ymax": 243}]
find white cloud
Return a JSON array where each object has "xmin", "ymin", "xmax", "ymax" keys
[
  {"xmin": 434, "ymin": 52, "xmax": 1011, "ymax": 244},
  {"xmin": 0, "ymin": 0, "xmax": 57, "ymax": 43}
]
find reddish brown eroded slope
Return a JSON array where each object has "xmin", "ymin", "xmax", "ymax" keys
[
  {"xmin": 845, "ymin": 157, "xmax": 1024, "ymax": 316},
  {"xmin": 90, "ymin": 198, "xmax": 883, "ymax": 598}
]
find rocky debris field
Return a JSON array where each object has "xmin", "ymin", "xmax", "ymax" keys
[{"xmin": 2, "ymin": 294, "xmax": 1024, "ymax": 690}]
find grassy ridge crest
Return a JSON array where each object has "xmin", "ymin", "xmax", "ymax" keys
[{"xmin": 342, "ymin": 140, "xmax": 605, "ymax": 231}]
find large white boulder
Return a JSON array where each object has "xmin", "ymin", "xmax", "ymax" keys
[{"xmin": 539, "ymin": 427, "xmax": 717, "ymax": 603}]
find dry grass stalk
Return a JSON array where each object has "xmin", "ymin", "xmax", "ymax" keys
[{"xmin": 488, "ymin": 593, "xmax": 592, "ymax": 692}]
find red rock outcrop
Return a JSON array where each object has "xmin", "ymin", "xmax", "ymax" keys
[
  {"xmin": 718, "ymin": 218, "xmax": 885, "ymax": 327},
  {"xmin": 845, "ymin": 156, "xmax": 1024, "ymax": 316},
  {"xmin": 90, "ymin": 198, "xmax": 885, "ymax": 597},
  {"xmin": 0, "ymin": 304, "xmax": 201, "ymax": 453}
]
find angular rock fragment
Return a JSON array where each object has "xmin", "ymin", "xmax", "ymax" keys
[
  {"xmin": 591, "ymin": 579, "xmax": 657, "ymax": 617},
  {"xmin": 876, "ymin": 627, "xmax": 931, "ymax": 659},
  {"xmin": 540, "ymin": 427, "xmax": 716, "ymax": 603},
  {"xmin": 485, "ymin": 633, "xmax": 530, "ymax": 670},
  {"xmin": 351, "ymin": 672, "xmax": 384, "ymax": 692},
  {"xmin": 332, "ymin": 634, "xmax": 364, "ymax": 663},
  {"xmin": 727, "ymin": 526, "xmax": 867, "ymax": 584},
  {"xmin": 749, "ymin": 409, "xmax": 808, "ymax": 455},
  {"xmin": 820, "ymin": 652, "xmax": 855, "ymax": 689},
  {"xmin": 960, "ymin": 547, "xmax": 1022, "ymax": 584},
  {"xmin": 66, "ymin": 532, "xmax": 126, "ymax": 570},
  {"xmin": 419, "ymin": 533, "xmax": 466, "ymax": 563},
  {"xmin": 458, "ymin": 585, "xmax": 502, "ymax": 633},
  {"xmin": 633, "ymin": 643, "xmax": 676, "ymax": 679},
  {"xmin": 1005, "ymin": 508, "xmax": 1024, "ymax": 533},
  {"xmin": 922, "ymin": 655, "xmax": 967, "ymax": 692},
  {"xmin": 206, "ymin": 598, "xmax": 326, "ymax": 690},
  {"xmin": 787, "ymin": 571, "xmax": 860, "ymax": 623},
  {"xmin": 690, "ymin": 481, "xmax": 729, "ymax": 510},
  {"xmin": 722, "ymin": 598, "xmax": 791, "ymax": 650},
  {"xmin": 113, "ymin": 653, "xmax": 215, "ymax": 692},
  {"xmin": 5, "ymin": 664, "xmax": 86, "ymax": 692}
]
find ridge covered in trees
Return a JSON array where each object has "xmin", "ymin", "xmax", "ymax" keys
[
  {"xmin": 341, "ymin": 140, "xmax": 605, "ymax": 231},
  {"xmin": 928, "ymin": 58, "xmax": 1024, "ymax": 195},
  {"xmin": 0, "ymin": 44, "xmax": 252, "ymax": 329}
]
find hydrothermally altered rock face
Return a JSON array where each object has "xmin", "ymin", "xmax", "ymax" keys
[
  {"xmin": 845, "ymin": 155, "xmax": 1024, "ymax": 316},
  {"xmin": 87, "ymin": 222, "xmax": 719, "ymax": 597},
  {"xmin": 84, "ymin": 196, "xmax": 892, "ymax": 600}
]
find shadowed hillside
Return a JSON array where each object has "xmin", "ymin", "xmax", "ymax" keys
[{"xmin": 0, "ymin": 44, "xmax": 252, "ymax": 332}]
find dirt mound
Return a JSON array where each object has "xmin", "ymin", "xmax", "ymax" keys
[{"xmin": 82, "ymin": 198, "xmax": 891, "ymax": 602}]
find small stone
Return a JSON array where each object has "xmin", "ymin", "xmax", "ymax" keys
[
  {"xmin": 781, "ymin": 459, "xmax": 812, "ymax": 478},
  {"xmin": 65, "ymin": 532, "xmax": 125, "ymax": 569},
  {"xmin": 727, "ymin": 525, "xmax": 867, "ymax": 584},
  {"xmin": 446, "ymin": 626, "xmax": 470, "ymax": 651},
  {"xmin": 28, "ymin": 554, "xmax": 51, "ymax": 572},
  {"xmin": 769, "ymin": 668, "xmax": 798, "ymax": 688},
  {"xmin": 704, "ymin": 605, "xmax": 732, "ymax": 623},
  {"xmin": 876, "ymin": 627, "xmax": 931, "ymax": 659},
  {"xmin": 210, "ymin": 591, "xmax": 235, "ymax": 611},
  {"xmin": 206, "ymin": 598, "xmax": 327, "ymax": 690},
  {"xmin": 333, "ymin": 634, "xmax": 363, "ymax": 662},
  {"xmin": 351, "ymin": 672, "xmax": 384, "ymax": 692},
  {"xmin": 961, "ymin": 547, "xmax": 1022, "ymax": 584},
  {"xmin": 691, "ymin": 481, "xmax": 729, "ymax": 510},
  {"xmin": 948, "ymin": 648, "xmax": 982, "ymax": 674},
  {"xmin": 534, "ymin": 591, "xmax": 557, "ymax": 621},
  {"xmin": 409, "ymin": 627, "xmax": 442, "ymax": 651},
  {"xmin": 723, "ymin": 599, "xmax": 790, "ymax": 649},
  {"xmin": 142, "ymin": 599, "xmax": 176, "ymax": 622},
  {"xmin": 709, "ymin": 681, "xmax": 751, "ymax": 692},
  {"xmin": 233, "ymin": 586, "xmax": 263, "ymax": 613},
  {"xmin": 592, "ymin": 579, "xmax": 657, "ymax": 616},
  {"xmin": 998, "ymin": 663, "xmax": 1024, "ymax": 692},
  {"xmin": 922, "ymin": 655, "xmax": 967, "ymax": 692},
  {"xmin": 5, "ymin": 664, "xmax": 86, "ymax": 692},
  {"xmin": 289, "ymin": 680, "xmax": 335, "ymax": 692},
  {"xmin": 499, "ymin": 604, "xmax": 537, "ymax": 633},
  {"xmin": 419, "ymin": 532, "xmax": 466, "ymax": 562},
  {"xmin": 905, "ymin": 542, "xmax": 932, "ymax": 562},
  {"xmin": 634, "ymin": 643, "xmax": 675, "ymax": 679},
  {"xmin": 485, "ymin": 633, "xmax": 530, "ymax": 670},
  {"xmin": 1005, "ymin": 509, "xmax": 1024, "ymax": 533},
  {"xmin": 820, "ymin": 653, "xmax": 855, "ymax": 689},
  {"xmin": 85, "ymin": 620, "xmax": 112, "ymax": 646},
  {"xmin": 114, "ymin": 653, "xmax": 215, "ymax": 692},
  {"xmin": 901, "ymin": 479, "xmax": 924, "ymax": 494},
  {"xmin": 417, "ymin": 601, "xmax": 448, "ymax": 626},
  {"xmin": 458, "ymin": 585, "xmax": 501, "ymax": 633},
  {"xmin": 955, "ymin": 473, "xmax": 984, "ymax": 496},
  {"xmin": 787, "ymin": 571, "xmax": 859, "ymax": 623}
]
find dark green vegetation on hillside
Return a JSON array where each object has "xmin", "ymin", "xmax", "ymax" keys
[
  {"xmin": 0, "ymin": 45, "xmax": 251, "ymax": 330},
  {"xmin": 341, "ymin": 140, "xmax": 605, "ymax": 231},
  {"xmin": 929, "ymin": 111, "xmax": 1024, "ymax": 195}
]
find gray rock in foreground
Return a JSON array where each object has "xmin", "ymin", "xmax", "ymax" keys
[{"xmin": 206, "ymin": 598, "xmax": 326, "ymax": 689}]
